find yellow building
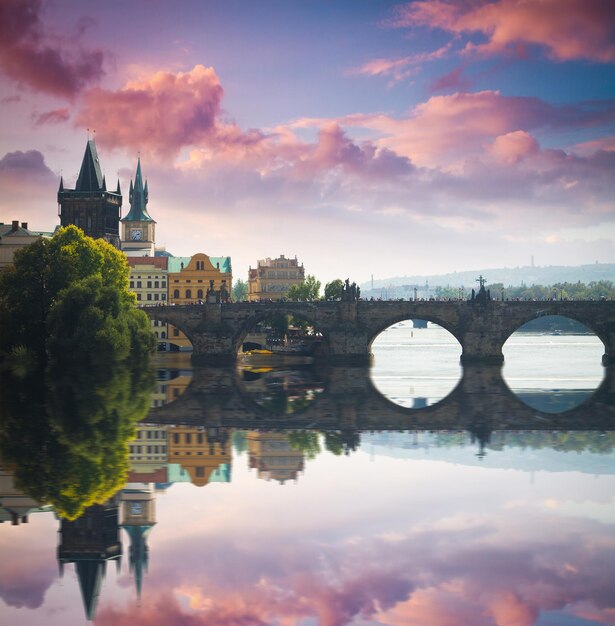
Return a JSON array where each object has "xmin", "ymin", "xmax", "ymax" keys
[
  {"xmin": 167, "ymin": 254, "xmax": 232, "ymax": 350},
  {"xmin": 248, "ymin": 255, "xmax": 304, "ymax": 301},
  {"xmin": 166, "ymin": 426, "xmax": 231, "ymax": 487}
]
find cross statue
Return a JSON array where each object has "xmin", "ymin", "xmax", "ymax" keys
[{"xmin": 476, "ymin": 275, "xmax": 486, "ymax": 288}]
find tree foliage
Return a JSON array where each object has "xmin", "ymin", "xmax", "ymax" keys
[
  {"xmin": 0, "ymin": 225, "xmax": 153, "ymax": 363},
  {"xmin": 324, "ymin": 279, "xmax": 344, "ymax": 301},
  {"xmin": 0, "ymin": 225, "xmax": 155, "ymax": 519},
  {"xmin": 286, "ymin": 275, "xmax": 321, "ymax": 301},
  {"xmin": 232, "ymin": 278, "xmax": 248, "ymax": 301}
]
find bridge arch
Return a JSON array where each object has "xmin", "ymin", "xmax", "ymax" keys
[
  {"xmin": 230, "ymin": 307, "xmax": 330, "ymax": 355},
  {"xmin": 366, "ymin": 314, "xmax": 463, "ymax": 354}
]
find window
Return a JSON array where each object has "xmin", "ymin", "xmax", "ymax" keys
[
  {"xmin": 162, "ymin": 293, "xmax": 166, "ymax": 301},
  {"xmin": 130, "ymin": 281, "xmax": 134, "ymax": 288},
  {"xmin": 173, "ymin": 433, "xmax": 179, "ymax": 443},
  {"xmin": 173, "ymin": 327, "xmax": 179, "ymax": 337},
  {"xmin": 186, "ymin": 289, "xmax": 192, "ymax": 299},
  {"xmin": 197, "ymin": 433, "xmax": 203, "ymax": 444},
  {"xmin": 162, "ymin": 282, "xmax": 167, "ymax": 288},
  {"xmin": 154, "ymin": 293, "xmax": 159, "ymax": 300},
  {"xmin": 147, "ymin": 281, "xmax": 152, "ymax": 288},
  {"xmin": 197, "ymin": 289, "xmax": 203, "ymax": 299},
  {"xmin": 173, "ymin": 289, "xmax": 180, "ymax": 298},
  {"xmin": 185, "ymin": 433, "xmax": 192, "ymax": 444},
  {"xmin": 154, "ymin": 281, "xmax": 159, "ymax": 288},
  {"xmin": 137, "ymin": 281, "xmax": 142, "ymax": 288},
  {"xmin": 196, "ymin": 467, "xmax": 204, "ymax": 477},
  {"xmin": 147, "ymin": 293, "xmax": 152, "ymax": 300},
  {"xmin": 161, "ymin": 331, "xmax": 166, "ymax": 338},
  {"xmin": 137, "ymin": 293, "xmax": 142, "ymax": 301}
]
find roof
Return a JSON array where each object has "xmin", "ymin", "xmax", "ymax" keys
[
  {"xmin": 126, "ymin": 256, "xmax": 168, "ymax": 270},
  {"xmin": 121, "ymin": 158, "xmax": 154, "ymax": 222},
  {"xmin": 75, "ymin": 140, "xmax": 104, "ymax": 192},
  {"xmin": 168, "ymin": 255, "xmax": 232, "ymax": 274}
]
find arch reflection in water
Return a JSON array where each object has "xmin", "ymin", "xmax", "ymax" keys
[
  {"xmin": 238, "ymin": 366, "xmax": 325, "ymax": 416},
  {"xmin": 370, "ymin": 320, "xmax": 462, "ymax": 408},
  {"xmin": 503, "ymin": 315, "xmax": 604, "ymax": 413}
]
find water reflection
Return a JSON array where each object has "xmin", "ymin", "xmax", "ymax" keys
[{"xmin": 1, "ymin": 359, "xmax": 614, "ymax": 626}]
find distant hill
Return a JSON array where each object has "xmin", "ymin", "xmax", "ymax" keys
[{"xmin": 363, "ymin": 263, "xmax": 615, "ymax": 291}]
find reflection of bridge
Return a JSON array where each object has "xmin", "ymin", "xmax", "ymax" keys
[
  {"xmin": 146, "ymin": 365, "xmax": 615, "ymax": 432},
  {"xmin": 143, "ymin": 301, "xmax": 615, "ymax": 364}
]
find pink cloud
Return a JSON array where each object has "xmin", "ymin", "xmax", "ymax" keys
[
  {"xmin": 350, "ymin": 45, "xmax": 451, "ymax": 84},
  {"xmin": 430, "ymin": 66, "xmax": 472, "ymax": 93},
  {"xmin": 389, "ymin": 0, "xmax": 615, "ymax": 62},
  {"xmin": 489, "ymin": 130, "xmax": 540, "ymax": 164},
  {"xmin": 0, "ymin": 149, "xmax": 55, "ymax": 180},
  {"xmin": 76, "ymin": 65, "xmax": 256, "ymax": 159},
  {"xmin": 0, "ymin": 0, "xmax": 105, "ymax": 98},
  {"xmin": 32, "ymin": 108, "xmax": 70, "ymax": 127}
]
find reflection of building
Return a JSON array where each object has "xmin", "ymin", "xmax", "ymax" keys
[
  {"xmin": 167, "ymin": 254, "xmax": 232, "ymax": 350},
  {"xmin": 248, "ymin": 255, "xmax": 304, "ymax": 301},
  {"xmin": 120, "ymin": 159, "xmax": 156, "ymax": 257},
  {"xmin": 128, "ymin": 426, "xmax": 168, "ymax": 479},
  {"xmin": 57, "ymin": 140, "xmax": 122, "ymax": 247},
  {"xmin": 120, "ymin": 483, "xmax": 156, "ymax": 600},
  {"xmin": 0, "ymin": 468, "xmax": 53, "ymax": 524},
  {"xmin": 165, "ymin": 374, "xmax": 192, "ymax": 404},
  {"xmin": 0, "ymin": 221, "xmax": 50, "ymax": 272},
  {"xmin": 167, "ymin": 426, "xmax": 231, "ymax": 486},
  {"xmin": 247, "ymin": 432, "xmax": 304, "ymax": 483},
  {"xmin": 57, "ymin": 497, "xmax": 122, "ymax": 621}
]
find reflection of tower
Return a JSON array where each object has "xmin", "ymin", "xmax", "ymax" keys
[
  {"xmin": 57, "ymin": 497, "xmax": 122, "ymax": 621},
  {"xmin": 120, "ymin": 484, "xmax": 156, "ymax": 601},
  {"xmin": 247, "ymin": 432, "xmax": 304, "ymax": 483}
]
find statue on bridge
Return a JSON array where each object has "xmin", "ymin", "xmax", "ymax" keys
[
  {"xmin": 471, "ymin": 275, "xmax": 491, "ymax": 305},
  {"xmin": 341, "ymin": 278, "xmax": 361, "ymax": 302}
]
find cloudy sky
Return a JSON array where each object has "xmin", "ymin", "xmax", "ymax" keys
[{"xmin": 1, "ymin": 0, "xmax": 614, "ymax": 283}]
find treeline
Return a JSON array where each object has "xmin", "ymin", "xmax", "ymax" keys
[{"xmin": 434, "ymin": 280, "xmax": 615, "ymax": 301}]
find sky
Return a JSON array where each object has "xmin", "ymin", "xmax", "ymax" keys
[{"xmin": 1, "ymin": 0, "xmax": 615, "ymax": 284}]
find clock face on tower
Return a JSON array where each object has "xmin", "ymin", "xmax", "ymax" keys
[
  {"xmin": 130, "ymin": 502, "xmax": 144, "ymax": 515},
  {"xmin": 130, "ymin": 228, "xmax": 143, "ymax": 241}
]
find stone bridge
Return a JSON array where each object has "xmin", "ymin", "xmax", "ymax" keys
[
  {"xmin": 143, "ymin": 300, "xmax": 615, "ymax": 365},
  {"xmin": 145, "ymin": 364, "xmax": 615, "ymax": 432}
]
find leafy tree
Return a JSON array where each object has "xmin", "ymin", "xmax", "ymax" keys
[
  {"xmin": 0, "ymin": 225, "xmax": 153, "ymax": 363},
  {"xmin": 286, "ymin": 275, "xmax": 321, "ymax": 301},
  {"xmin": 324, "ymin": 279, "xmax": 344, "ymax": 301},
  {"xmin": 232, "ymin": 278, "xmax": 248, "ymax": 301},
  {"xmin": 287, "ymin": 431, "xmax": 321, "ymax": 460}
]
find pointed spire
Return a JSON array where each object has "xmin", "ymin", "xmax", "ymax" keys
[
  {"xmin": 58, "ymin": 176, "xmax": 64, "ymax": 192},
  {"xmin": 101, "ymin": 175, "xmax": 107, "ymax": 191},
  {"xmin": 75, "ymin": 140, "xmax": 104, "ymax": 192},
  {"xmin": 121, "ymin": 158, "xmax": 154, "ymax": 222},
  {"xmin": 116, "ymin": 179, "xmax": 121, "ymax": 194}
]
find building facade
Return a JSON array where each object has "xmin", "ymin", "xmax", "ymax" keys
[
  {"xmin": 0, "ymin": 221, "xmax": 50, "ymax": 272},
  {"xmin": 248, "ymin": 255, "xmax": 304, "ymax": 301},
  {"xmin": 57, "ymin": 140, "xmax": 122, "ymax": 248},
  {"xmin": 167, "ymin": 254, "xmax": 232, "ymax": 350}
]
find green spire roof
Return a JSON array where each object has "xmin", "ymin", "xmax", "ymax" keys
[
  {"xmin": 75, "ymin": 140, "xmax": 104, "ymax": 192},
  {"xmin": 122, "ymin": 158, "xmax": 154, "ymax": 222}
]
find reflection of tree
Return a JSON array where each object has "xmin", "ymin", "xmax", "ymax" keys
[
  {"xmin": 287, "ymin": 432, "xmax": 321, "ymax": 459},
  {"xmin": 0, "ymin": 359, "xmax": 152, "ymax": 520}
]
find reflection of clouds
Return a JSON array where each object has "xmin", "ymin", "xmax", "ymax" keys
[
  {"xmin": 0, "ymin": 522, "xmax": 57, "ymax": 610},
  {"xmin": 96, "ymin": 510, "xmax": 615, "ymax": 626}
]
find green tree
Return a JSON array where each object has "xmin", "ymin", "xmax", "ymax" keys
[
  {"xmin": 324, "ymin": 279, "xmax": 344, "ymax": 301},
  {"xmin": 232, "ymin": 278, "xmax": 248, "ymax": 301},
  {"xmin": 286, "ymin": 275, "xmax": 321, "ymax": 301},
  {"xmin": 0, "ymin": 225, "xmax": 153, "ymax": 363}
]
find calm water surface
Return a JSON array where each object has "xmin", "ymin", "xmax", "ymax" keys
[{"xmin": 1, "ymin": 327, "xmax": 614, "ymax": 626}]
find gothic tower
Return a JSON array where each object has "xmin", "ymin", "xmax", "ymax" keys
[
  {"xmin": 57, "ymin": 140, "xmax": 122, "ymax": 248},
  {"xmin": 120, "ymin": 158, "xmax": 156, "ymax": 257}
]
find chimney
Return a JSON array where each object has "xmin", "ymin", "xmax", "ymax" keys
[
  {"xmin": 11, "ymin": 220, "xmax": 18, "ymax": 232},
  {"xmin": 21, "ymin": 222, "xmax": 28, "ymax": 230}
]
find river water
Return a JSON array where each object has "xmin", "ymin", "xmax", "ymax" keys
[{"xmin": 1, "ymin": 326, "xmax": 614, "ymax": 626}]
